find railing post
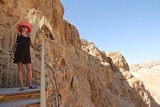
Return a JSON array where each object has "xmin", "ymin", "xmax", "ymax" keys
[{"xmin": 40, "ymin": 40, "xmax": 46, "ymax": 107}]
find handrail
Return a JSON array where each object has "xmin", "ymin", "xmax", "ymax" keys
[
  {"xmin": 5, "ymin": 17, "xmax": 23, "ymax": 35},
  {"xmin": 39, "ymin": 40, "xmax": 59, "ymax": 107},
  {"xmin": 0, "ymin": 53, "xmax": 17, "ymax": 88},
  {"xmin": 0, "ymin": 17, "xmax": 61, "ymax": 106},
  {"xmin": 0, "ymin": 18, "xmax": 24, "ymax": 86},
  {"xmin": 35, "ymin": 62, "xmax": 60, "ymax": 107},
  {"xmin": 0, "ymin": 47, "xmax": 10, "ymax": 54},
  {"xmin": 40, "ymin": 40, "xmax": 46, "ymax": 107},
  {"xmin": 0, "ymin": 17, "xmax": 23, "ymax": 53},
  {"xmin": 45, "ymin": 62, "xmax": 60, "ymax": 107}
]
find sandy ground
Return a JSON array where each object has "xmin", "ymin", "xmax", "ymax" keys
[{"xmin": 130, "ymin": 64, "xmax": 160, "ymax": 105}]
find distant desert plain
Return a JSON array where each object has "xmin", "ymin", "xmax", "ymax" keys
[{"xmin": 130, "ymin": 62, "xmax": 160, "ymax": 105}]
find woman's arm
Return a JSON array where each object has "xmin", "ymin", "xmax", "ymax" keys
[
  {"xmin": 11, "ymin": 34, "xmax": 18, "ymax": 60},
  {"xmin": 29, "ymin": 36, "xmax": 35, "ymax": 49}
]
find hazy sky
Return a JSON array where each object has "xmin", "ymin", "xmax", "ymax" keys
[{"xmin": 60, "ymin": 0, "xmax": 160, "ymax": 65}]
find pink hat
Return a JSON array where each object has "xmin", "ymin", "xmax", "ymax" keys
[{"xmin": 17, "ymin": 22, "xmax": 32, "ymax": 33}]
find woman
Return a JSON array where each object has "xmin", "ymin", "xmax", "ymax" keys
[{"xmin": 11, "ymin": 22, "xmax": 36, "ymax": 91}]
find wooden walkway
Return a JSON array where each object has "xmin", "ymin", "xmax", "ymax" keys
[
  {"xmin": 0, "ymin": 86, "xmax": 40, "ymax": 95},
  {"xmin": 0, "ymin": 86, "xmax": 40, "ymax": 107},
  {"xmin": 0, "ymin": 98, "xmax": 39, "ymax": 107}
]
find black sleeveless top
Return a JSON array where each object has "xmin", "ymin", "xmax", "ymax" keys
[{"xmin": 14, "ymin": 34, "xmax": 31, "ymax": 64}]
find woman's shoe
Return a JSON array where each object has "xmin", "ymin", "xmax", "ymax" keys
[
  {"xmin": 19, "ymin": 87, "xmax": 25, "ymax": 91},
  {"xmin": 29, "ymin": 86, "xmax": 37, "ymax": 89}
]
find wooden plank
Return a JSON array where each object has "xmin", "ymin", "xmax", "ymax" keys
[
  {"xmin": 0, "ymin": 95, "xmax": 4, "ymax": 102},
  {"xmin": 0, "ymin": 87, "xmax": 40, "ymax": 102},
  {"xmin": 0, "ymin": 98, "xmax": 40, "ymax": 107},
  {"xmin": 4, "ymin": 92, "xmax": 40, "ymax": 102},
  {"xmin": 0, "ymin": 86, "xmax": 40, "ymax": 95}
]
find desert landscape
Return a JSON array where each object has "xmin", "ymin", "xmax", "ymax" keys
[{"xmin": 130, "ymin": 62, "xmax": 160, "ymax": 105}]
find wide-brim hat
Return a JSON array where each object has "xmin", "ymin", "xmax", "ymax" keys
[{"xmin": 16, "ymin": 22, "xmax": 32, "ymax": 33}]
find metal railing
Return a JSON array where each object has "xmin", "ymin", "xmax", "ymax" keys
[
  {"xmin": 0, "ymin": 29, "xmax": 17, "ymax": 52},
  {"xmin": 40, "ymin": 40, "xmax": 46, "ymax": 107},
  {"xmin": 0, "ymin": 17, "xmax": 22, "ymax": 87},
  {"xmin": 0, "ymin": 18, "xmax": 60, "ymax": 106},
  {"xmin": 45, "ymin": 62, "xmax": 60, "ymax": 107},
  {"xmin": 0, "ymin": 17, "xmax": 23, "ymax": 52},
  {"xmin": 0, "ymin": 40, "xmax": 60, "ymax": 107},
  {"xmin": 0, "ymin": 54, "xmax": 17, "ymax": 87},
  {"xmin": 0, "ymin": 29, "xmax": 22, "ymax": 88},
  {"xmin": 34, "ymin": 40, "xmax": 60, "ymax": 107}
]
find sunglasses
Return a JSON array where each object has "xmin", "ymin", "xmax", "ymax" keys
[{"xmin": 21, "ymin": 26, "xmax": 28, "ymax": 28}]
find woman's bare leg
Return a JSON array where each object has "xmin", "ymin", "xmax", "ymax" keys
[
  {"xmin": 26, "ymin": 63, "xmax": 33, "ymax": 87},
  {"xmin": 17, "ymin": 63, "xmax": 24, "ymax": 88}
]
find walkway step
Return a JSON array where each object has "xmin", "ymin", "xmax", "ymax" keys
[
  {"xmin": 0, "ymin": 98, "xmax": 40, "ymax": 107},
  {"xmin": 0, "ymin": 86, "xmax": 40, "ymax": 102}
]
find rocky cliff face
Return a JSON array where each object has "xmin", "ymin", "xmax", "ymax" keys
[{"xmin": 0, "ymin": 0, "xmax": 158, "ymax": 107}]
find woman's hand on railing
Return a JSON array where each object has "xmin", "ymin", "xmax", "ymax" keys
[{"xmin": 11, "ymin": 52, "xmax": 14, "ymax": 60}]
